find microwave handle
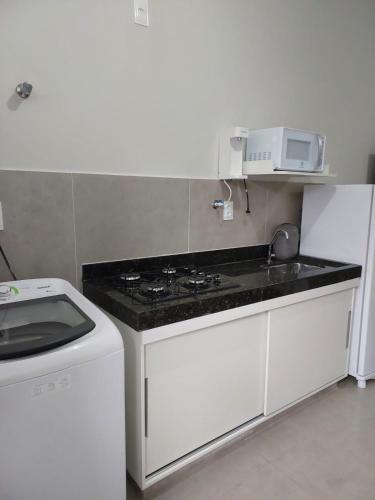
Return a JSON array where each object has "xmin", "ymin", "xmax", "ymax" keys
[{"xmin": 317, "ymin": 135, "xmax": 325, "ymax": 169}]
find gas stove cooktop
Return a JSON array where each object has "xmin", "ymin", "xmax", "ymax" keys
[{"xmin": 110, "ymin": 265, "xmax": 239, "ymax": 304}]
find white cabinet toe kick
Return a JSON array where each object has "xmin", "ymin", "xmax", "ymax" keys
[{"xmin": 109, "ymin": 278, "xmax": 359, "ymax": 490}]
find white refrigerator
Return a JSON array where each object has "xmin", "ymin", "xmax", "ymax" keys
[{"xmin": 301, "ymin": 185, "xmax": 375, "ymax": 388}]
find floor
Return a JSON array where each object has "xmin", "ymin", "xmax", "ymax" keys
[{"xmin": 127, "ymin": 378, "xmax": 375, "ymax": 500}]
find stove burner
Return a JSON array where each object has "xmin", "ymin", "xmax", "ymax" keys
[
  {"xmin": 162, "ymin": 267, "xmax": 177, "ymax": 275},
  {"xmin": 120, "ymin": 272, "xmax": 141, "ymax": 282},
  {"xmin": 183, "ymin": 276, "xmax": 210, "ymax": 290},
  {"xmin": 147, "ymin": 285, "xmax": 166, "ymax": 294},
  {"xmin": 188, "ymin": 276, "xmax": 206, "ymax": 286},
  {"xmin": 140, "ymin": 284, "xmax": 171, "ymax": 299}
]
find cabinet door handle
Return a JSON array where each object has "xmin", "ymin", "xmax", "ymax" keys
[
  {"xmin": 144, "ymin": 377, "xmax": 149, "ymax": 438},
  {"xmin": 346, "ymin": 310, "xmax": 352, "ymax": 349}
]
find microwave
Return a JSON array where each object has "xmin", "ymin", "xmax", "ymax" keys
[{"xmin": 245, "ymin": 127, "xmax": 326, "ymax": 172}]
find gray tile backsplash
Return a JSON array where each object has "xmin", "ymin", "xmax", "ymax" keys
[
  {"xmin": 264, "ymin": 183, "xmax": 303, "ymax": 240},
  {"xmin": 73, "ymin": 174, "xmax": 189, "ymax": 280},
  {"xmin": 0, "ymin": 170, "xmax": 76, "ymax": 284},
  {"xmin": 0, "ymin": 171, "xmax": 302, "ymax": 286},
  {"xmin": 189, "ymin": 180, "xmax": 267, "ymax": 252}
]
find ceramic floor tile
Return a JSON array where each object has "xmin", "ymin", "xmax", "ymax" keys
[
  {"xmin": 270, "ymin": 439, "xmax": 375, "ymax": 500},
  {"xmin": 152, "ymin": 462, "xmax": 309, "ymax": 500},
  {"xmin": 227, "ymin": 462, "xmax": 312, "ymax": 500}
]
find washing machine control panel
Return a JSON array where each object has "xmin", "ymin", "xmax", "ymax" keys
[{"xmin": 0, "ymin": 280, "xmax": 57, "ymax": 303}]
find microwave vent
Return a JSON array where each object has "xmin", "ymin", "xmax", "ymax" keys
[{"xmin": 248, "ymin": 151, "xmax": 271, "ymax": 161}]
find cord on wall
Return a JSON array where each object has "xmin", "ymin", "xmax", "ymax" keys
[
  {"xmin": 223, "ymin": 180, "xmax": 232, "ymax": 202},
  {"xmin": 0, "ymin": 243, "xmax": 17, "ymax": 281},
  {"xmin": 243, "ymin": 179, "xmax": 251, "ymax": 214}
]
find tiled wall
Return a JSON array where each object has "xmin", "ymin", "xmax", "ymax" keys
[{"xmin": 0, "ymin": 171, "xmax": 302, "ymax": 287}]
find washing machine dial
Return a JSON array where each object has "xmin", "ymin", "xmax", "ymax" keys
[{"xmin": 0, "ymin": 285, "xmax": 12, "ymax": 297}]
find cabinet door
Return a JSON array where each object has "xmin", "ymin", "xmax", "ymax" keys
[
  {"xmin": 265, "ymin": 290, "xmax": 352, "ymax": 415},
  {"xmin": 145, "ymin": 314, "xmax": 267, "ymax": 475}
]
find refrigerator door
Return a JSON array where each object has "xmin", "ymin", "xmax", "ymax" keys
[
  {"xmin": 358, "ymin": 194, "xmax": 375, "ymax": 378},
  {"xmin": 301, "ymin": 185, "xmax": 374, "ymax": 378},
  {"xmin": 301, "ymin": 185, "xmax": 373, "ymax": 265}
]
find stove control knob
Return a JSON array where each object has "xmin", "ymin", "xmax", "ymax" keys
[{"xmin": 0, "ymin": 285, "xmax": 12, "ymax": 297}]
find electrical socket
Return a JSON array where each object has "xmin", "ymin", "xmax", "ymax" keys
[
  {"xmin": 223, "ymin": 201, "xmax": 234, "ymax": 221},
  {"xmin": 0, "ymin": 202, "xmax": 4, "ymax": 230}
]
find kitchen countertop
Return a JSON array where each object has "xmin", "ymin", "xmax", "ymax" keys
[{"xmin": 82, "ymin": 246, "xmax": 361, "ymax": 331}]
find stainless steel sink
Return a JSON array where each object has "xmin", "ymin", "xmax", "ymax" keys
[
  {"xmin": 263, "ymin": 262, "xmax": 323, "ymax": 273},
  {"xmin": 262, "ymin": 261, "xmax": 325, "ymax": 282}
]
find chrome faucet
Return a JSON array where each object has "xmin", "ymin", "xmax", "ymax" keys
[{"xmin": 267, "ymin": 229, "xmax": 289, "ymax": 265}]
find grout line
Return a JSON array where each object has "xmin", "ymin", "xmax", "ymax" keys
[
  {"xmin": 70, "ymin": 174, "xmax": 79, "ymax": 288},
  {"xmin": 0, "ymin": 167, "xmax": 215, "ymax": 180},
  {"xmin": 187, "ymin": 180, "xmax": 191, "ymax": 253},
  {"xmin": 80, "ymin": 241, "xmax": 269, "ymax": 267}
]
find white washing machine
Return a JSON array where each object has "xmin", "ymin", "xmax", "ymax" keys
[{"xmin": 0, "ymin": 278, "xmax": 126, "ymax": 500}]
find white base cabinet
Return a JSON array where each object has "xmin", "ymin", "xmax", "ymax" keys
[
  {"xmin": 111, "ymin": 279, "xmax": 358, "ymax": 490},
  {"xmin": 265, "ymin": 290, "xmax": 352, "ymax": 415},
  {"xmin": 145, "ymin": 313, "xmax": 267, "ymax": 474}
]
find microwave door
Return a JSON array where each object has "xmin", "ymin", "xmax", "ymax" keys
[
  {"xmin": 281, "ymin": 135, "xmax": 310, "ymax": 172},
  {"xmin": 281, "ymin": 130, "xmax": 323, "ymax": 172}
]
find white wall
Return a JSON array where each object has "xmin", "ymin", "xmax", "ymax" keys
[{"xmin": 1, "ymin": 0, "xmax": 375, "ymax": 181}]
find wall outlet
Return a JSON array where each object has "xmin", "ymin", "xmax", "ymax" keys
[
  {"xmin": 223, "ymin": 201, "xmax": 234, "ymax": 221},
  {"xmin": 0, "ymin": 202, "xmax": 4, "ymax": 230}
]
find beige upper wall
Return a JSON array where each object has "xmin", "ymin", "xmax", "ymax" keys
[{"xmin": 1, "ymin": 0, "xmax": 375, "ymax": 182}]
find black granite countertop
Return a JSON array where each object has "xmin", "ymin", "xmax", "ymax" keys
[{"xmin": 82, "ymin": 245, "xmax": 361, "ymax": 332}]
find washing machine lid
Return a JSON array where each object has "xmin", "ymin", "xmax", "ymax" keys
[{"xmin": 0, "ymin": 294, "xmax": 96, "ymax": 360}]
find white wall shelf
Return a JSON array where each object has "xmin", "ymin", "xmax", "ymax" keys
[{"xmin": 242, "ymin": 160, "xmax": 336, "ymax": 184}]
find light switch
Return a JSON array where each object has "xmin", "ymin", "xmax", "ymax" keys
[{"xmin": 134, "ymin": 0, "xmax": 149, "ymax": 26}]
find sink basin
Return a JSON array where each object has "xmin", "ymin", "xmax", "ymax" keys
[
  {"xmin": 263, "ymin": 262, "xmax": 323, "ymax": 273},
  {"xmin": 262, "ymin": 262, "xmax": 325, "ymax": 282}
]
